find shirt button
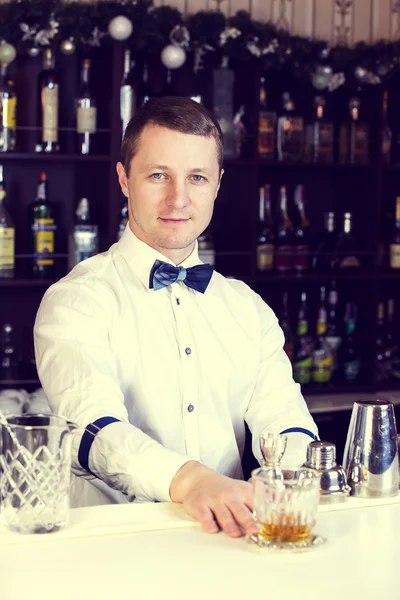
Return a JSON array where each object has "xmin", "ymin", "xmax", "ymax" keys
[
  {"xmin": 187, "ymin": 404, "xmax": 194, "ymax": 413},
  {"xmin": 185, "ymin": 347, "xmax": 191, "ymax": 356},
  {"xmin": 176, "ymin": 298, "xmax": 180, "ymax": 305}
]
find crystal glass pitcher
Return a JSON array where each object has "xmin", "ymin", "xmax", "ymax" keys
[{"xmin": 0, "ymin": 413, "xmax": 77, "ymax": 534}]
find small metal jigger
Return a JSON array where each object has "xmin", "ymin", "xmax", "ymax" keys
[{"xmin": 259, "ymin": 432, "xmax": 288, "ymax": 472}]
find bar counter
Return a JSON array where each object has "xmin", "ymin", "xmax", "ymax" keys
[{"xmin": 1, "ymin": 495, "xmax": 398, "ymax": 599}]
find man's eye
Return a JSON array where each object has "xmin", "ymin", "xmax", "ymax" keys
[
  {"xmin": 150, "ymin": 173, "xmax": 165, "ymax": 180},
  {"xmin": 191, "ymin": 175, "xmax": 206, "ymax": 182}
]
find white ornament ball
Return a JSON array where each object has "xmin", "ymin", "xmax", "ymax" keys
[
  {"xmin": 0, "ymin": 42, "xmax": 16, "ymax": 65},
  {"xmin": 28, "ymin": 46, "xmax": 40, "ymax": 58},
  {"xmin": 161, "ymin": 44, "xmax": 186, "ymax": 70},
  {"xmin": 108, "ymin": 15, "xmax": 133, "ymax": 41},
  {"xmin": 60, "ymin": 38, "xmax": 76, "ymax": 56}
]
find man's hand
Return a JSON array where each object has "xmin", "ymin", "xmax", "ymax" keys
[{"xmin": 169, "ymin": 461, "xmax": 258, "ymax": 539}]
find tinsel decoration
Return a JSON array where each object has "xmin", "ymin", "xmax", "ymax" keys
[{"xmin": 0, "ymin": 1, "xmax": 399, "ymax": 88}]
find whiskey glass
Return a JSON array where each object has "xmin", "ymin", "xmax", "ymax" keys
[{"xmin": 249, "ymin": 466, "xmax": 325, "ymax": 551}]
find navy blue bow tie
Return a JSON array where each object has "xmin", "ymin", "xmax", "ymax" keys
[{"xmin": 149, "ymin": 259, "xmax": 214, "ymax": 294}]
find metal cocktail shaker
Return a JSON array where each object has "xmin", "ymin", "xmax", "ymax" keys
[{"xmin": 343, "ymin": 399, "xmax": 399, "ymax": 498}]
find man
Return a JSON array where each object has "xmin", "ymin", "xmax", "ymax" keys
[{"xmin": 34, "ymin": 96, "xmax": 318, "ymax": 539}]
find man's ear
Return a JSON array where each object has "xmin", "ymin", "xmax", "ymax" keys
[
  {"xmin": 116, "ymin": 162, "xmax": 129, "ymax": 198},
  {"xmin": 216, "ymin": 168, "xmax": 224, "ymax": 196}
]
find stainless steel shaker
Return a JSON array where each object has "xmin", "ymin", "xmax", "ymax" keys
[{"xmin": 343, "ymin": 399, "xmax": 399, "ymax": 498}]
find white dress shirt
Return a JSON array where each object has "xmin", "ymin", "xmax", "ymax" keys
[{"xmin": 34, "ymin": 225, "xmax": 318, "ymax": 504}]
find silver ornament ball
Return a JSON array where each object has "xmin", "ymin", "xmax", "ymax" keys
[
  {"xmin": 28, "ymin": 46, "xmax": 40, "ymax": 58},
  {"xmin": 312, "ymin": 65, "xmax": 332, "ymax": 90},
  {"xmin": 108, "ymin": 15, "xmax": 133, "ymax": 41},
  {"xmin": 61, "ymin": 38, "xmax": 76, "ymax": 56},
  {"xmin": 161, "ymin": 44, "xmax": 186, "ymax": 70},
  {"xmin": 0, "ymin": 42, "xmax": 16, "ymax": 65}
]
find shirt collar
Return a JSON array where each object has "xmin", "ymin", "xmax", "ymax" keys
[{"xmin": 116, "ymin": 224, "xmax": 202, "ymax": 290}]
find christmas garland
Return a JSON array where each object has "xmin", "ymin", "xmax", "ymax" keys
[{"xmin": 0, "ymin": 0, "xmax": 399, "ymax": 90}]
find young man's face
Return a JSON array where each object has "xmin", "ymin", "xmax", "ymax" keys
[{"xmin": 117, "ymin": 124, "xmax": 223, "ymax": 264}]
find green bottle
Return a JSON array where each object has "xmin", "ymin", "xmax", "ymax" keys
[
  {"xmin": 293, "ymin": 292, "xmax": 313, "ymax": 385},
  {"xmin": 30, "ymin": 172, "xmax": 57, "ymax": 278},
  {"xmin": 313, "ymin": 286, "xmax": 334, "ymax": 383}
]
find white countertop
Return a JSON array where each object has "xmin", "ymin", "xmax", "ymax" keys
[{"xmin": 1, "ymin": 495, "xmax": 399, "ymax": 600}]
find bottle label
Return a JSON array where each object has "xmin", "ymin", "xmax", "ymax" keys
[
  {"xmin": 297, "ymin": 320, "xmax": 308, "ymax": 337},
  {"xmin": 353, "ymin": 124, "xmax": 369, "ymax": 163},
  {"xmin": 257, "ymin": 243, "xmax": 274, "ymax": 270},
  {"xmin": 294, "ymin": 245, "xmax": 309, "ymax": 271},
  {"xmin": 339, "ymin": 255, "xmax": 361, "ymax": 268},
  {"xmin": 43, "ymin": 86, "xmax": 59, "ymax": 143},
  {"xmin": 344, "ymin": 359, "xmax": 361, "ymax": 382},
  {"xmin": 278, "ymin": 116, "xmax": 303, "ymax": 161},
  {"xmin": 293, "ymin": 357, "xmax": 312, "ymax": 385},
  {"xmin": 33, "ymin": 218, "xmax": 56, "ymax": 266},
  {"xmin": 258, "ymin": 115, "xmax": 275, "ymax": 157},
  {"xmin": 77, "ymin": 106, "xmax": 97, "ymax": 134},
  {"xmin": 73, "ymin": 227, "xmax": 98, "ymax": 265},
  {"xmin": 275, "ymin": 246, "xmax": 293, "ymax": 272},
  {"xmin": 2, "ymin": 96, "xmax": 16, "ymax": 129},
  {"xmin": 0, "ymin": 226, "xmax": 15, "ymax": 269},
  {"xmin": 390, "ymin": 244, "xmax": 400, "ymax": 269},
  {"xmin": 313, "ymin": 351, "xmax": 333, "ymax": 383}
]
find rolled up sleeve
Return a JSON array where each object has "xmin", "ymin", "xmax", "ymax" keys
[{"xmin": 34, "ymin": 278, "xmax": 194, "ymax": 503}]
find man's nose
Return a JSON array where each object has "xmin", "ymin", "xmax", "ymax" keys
[{"xmin": 165, "ymin": 180, "xmax": 190, "ymax": 208}]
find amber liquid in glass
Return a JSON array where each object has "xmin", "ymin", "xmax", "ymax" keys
[{"xmin": 259, "ymin": 513, "xmax": 313, "ymax": 542}]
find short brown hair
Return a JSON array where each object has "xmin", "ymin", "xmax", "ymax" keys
[{"xmin": 121, "ymin": 96, "xmax": 223, "ymax": 176}]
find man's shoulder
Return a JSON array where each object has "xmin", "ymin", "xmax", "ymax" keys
[
  {"xmin": 42, "ymin": 248, "xmax": 117, "ymax": 303},
  {"xmin": 211, "ymin": 271, "xmax": 259, "ymax": 305}
]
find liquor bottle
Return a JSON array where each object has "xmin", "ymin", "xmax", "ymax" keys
[
  {"xmin": 256, "ymin": 184, "xmax": 275, "ymax": 272},
  {"xmin": 212, "ymin": 57, "xmax": 236, "ymax": 159},
  {"xmin": 332, "ymin": 212, "xmax": 361, "ymax": 270},
  {"xmin": 0, "ymin": 322, "xmax": 20, "ymax": 381},
  {"xmin": 198, "ymin": 228, "xmax": 215, "ymax": 266},
  {"xmin": 36, "ymin": 48, "xmax": 59, "ymax": 153},
  {"xmin": 277, "ymin": 92, "xmax": 304, "ymax": 162},
  {"xmin": 117, "ymin": 194, "xmax": 128, "ymax": 240},
  {"xmin": 275, "ymin": 185, "xmax": 294, "ymax": 274},
  {"xmin": 386, "ymin": 299, "xmax": 400, "ymax": 380},
  {"xmin": 325, "ymin": 281, "xmax": 342, "ymax": 372},
  {"xmin": 30, "ymin": 172, "xmax": 57, "ymax": 278},
  {"xmin": 339, "ymin": 97, "xmax": 369, "ymax": 164},
  {"xmin": 385, "ymin": 299, "xmax": 397, "ymax": 356},
  {"xmin": 389, "ymin": 196, "xmax": 400, "ymax": 269},
  {"xmin": 312, "ymin": 286, "xmax": 334, "ymax": 384},
  {"xmin": 233, "ymin": 104, "xmax": 246, "ymax": 159},
  {"xmin": 293, "ymin": 292, "xmax": 313, "ymax": 385},
  {"xmin": 76, "ymin": 59, "xmax": 97, "ymax": 155},
  {"xmin": 305, "ymin": 96, "xmax": 333, "ymax": 164},
  {"xmin": 376, "ymin": 302, "xmax": 387, "ymax": 382},
  {"xmin": 258, "ymin": 77, "xmax": 276, "ymax": 160},
  {"xmin": 120, "ymin": 49, "xmax": 136, "ymax": 139},
  {"xmin": 312, "ymin": 212, "xmax": 337, "ymax": 271},
  {"xmin": 0, "ymin": 165, "xmax": 14, "ymax": 278},
  {"xmin": 280, "ymin": 292, "xmax": 294, "ymax": 363},
  {"xmin": 337, "ymin": 302, "xmax": 361, "ymax": 384},
  {"xmin": 138, "ymin": 64, "xmax": 152, "ymax": 107},
  {"xmin": 382, "ymin": 91, "xmax": 392, "ymax": 164},
  {"xmin": 0, "ymin": 62, "xmax": 16, "ymax": 152},
  {"xmin": 293, "ymin": 184, "xmax": 312, "ymax": 273},
  {"xmin": 68, "ymin": 198, "xmax": 98, "ymax": 269}
]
